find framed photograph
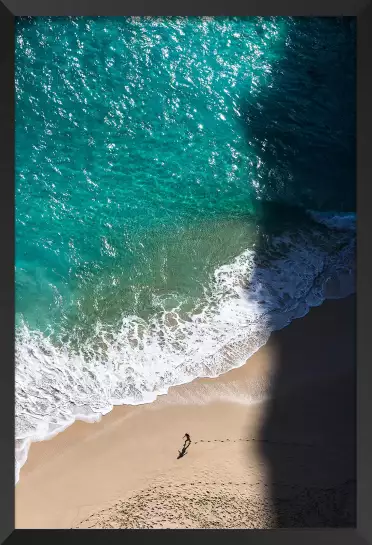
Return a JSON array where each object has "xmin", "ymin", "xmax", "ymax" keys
[{"xmin": 1, "ymin": 2, "xmax": 370, "ymax": 544}]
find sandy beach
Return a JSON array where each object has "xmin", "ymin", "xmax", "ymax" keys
[{"xmin": 15, "ymin": 295, "xmax": 356, "ymax": 529}]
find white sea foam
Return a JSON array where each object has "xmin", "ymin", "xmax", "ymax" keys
[{"xmin": 15, "ymin": 213, "xmax": 355, "ymax": 484}]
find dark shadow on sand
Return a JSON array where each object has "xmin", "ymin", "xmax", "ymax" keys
[{"xmin": 257, "ymin": 297, "xmax": 356, "ymax": 527}]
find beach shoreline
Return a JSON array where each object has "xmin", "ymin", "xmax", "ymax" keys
[{"xmin": 15, "ymin": 294, "xmax": 356, "ymax": 529}]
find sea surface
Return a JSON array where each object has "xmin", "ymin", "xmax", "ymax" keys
[{"xmin": 15, "ymin": 16, "xmax": 356, "ymax": 482}]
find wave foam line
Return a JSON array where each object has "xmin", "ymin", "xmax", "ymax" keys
[{"xmin": 15, "ymin": 213, "xmax": 355, "ymax": 484}]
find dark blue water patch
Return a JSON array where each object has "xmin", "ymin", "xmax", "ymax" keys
[{"xmin": 239, "ymin": 17, "xmax": 356, "ymax": 212}]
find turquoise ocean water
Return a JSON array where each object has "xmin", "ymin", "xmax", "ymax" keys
[{"xmin": 15, "ymin": 16, "xmax": 356, "ymax": 481}]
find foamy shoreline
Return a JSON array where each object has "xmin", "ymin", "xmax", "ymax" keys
[
  {"xmin": 15, "ymin": 294, "xmax": 355, "ymax": 528},
  {"xmin": 15, "ymin": 279, "xmax": 354, "ymax": 485},
  {"xmin": 15, "ymin": 207, "xmax": 355, "ymax": 484}
]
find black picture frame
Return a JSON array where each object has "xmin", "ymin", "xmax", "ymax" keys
[{"xmin": 2, "ymin": 2, "xmax": 370, "ymax": 544}]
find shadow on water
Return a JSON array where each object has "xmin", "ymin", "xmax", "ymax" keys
[
  {"xmin": 240, "ymin": 17, "xmax": 356, "ymax": 527},
  {"xmin": 240, "ymin": 17, "xmax": 356, "ymax": 214}
]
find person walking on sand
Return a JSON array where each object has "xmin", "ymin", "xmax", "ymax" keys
[{"xmin": 177, "ymin": 433, "xmax": 191, "ymax": 460}]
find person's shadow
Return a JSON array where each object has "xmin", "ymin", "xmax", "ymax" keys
[{"xmin": 177, "ymin": 440, "xmax": 191, "ymax": 459}]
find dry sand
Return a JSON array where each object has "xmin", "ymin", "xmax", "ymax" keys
[{"xmin": 15, "ymin": 295, "xmax": 356, "ymax": 529}]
